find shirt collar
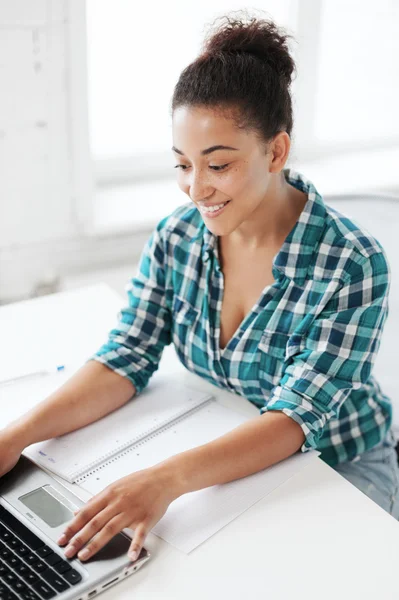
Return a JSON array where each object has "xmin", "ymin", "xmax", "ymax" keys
[{"xmin": 194, "ymin": 169, "xmax": 327, "ymax": 286}]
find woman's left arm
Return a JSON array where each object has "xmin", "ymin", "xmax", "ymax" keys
[{"xmin": 57, "ymin": 411, "xmax": 303, "ymax": 562}]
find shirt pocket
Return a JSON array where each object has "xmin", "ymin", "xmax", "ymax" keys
[
  {"xmin": 259, "ymin": 329, "xmax": 301, "ymax": 359},
  {"xmin": 171, "ymin": 295, "xmax": 200, "ymax": 359},
  {"xmin": 258, "ymin": 329, "xmax": 301, "ymax": 390},
  {"xmin": 173, "ymin": 295, "xmax": 199, "ymax": 325}
]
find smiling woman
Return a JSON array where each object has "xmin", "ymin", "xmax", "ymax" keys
[{"xmin": 2, "ymin": 9, "xmax": 398, "ymax": 567}]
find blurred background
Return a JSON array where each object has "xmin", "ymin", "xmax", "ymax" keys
[
  {"xmin": 0, "ymin": 0, "xmax": 398, "ymax": 400},
  {"xmin": 1, "ymin": 0, "xmax": 398, "ymax": 303}
]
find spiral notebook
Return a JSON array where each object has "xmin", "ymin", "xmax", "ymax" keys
[
  {"xmin": 23, "ymin": 376, "xmax": 248, "ymax": 485},
  {"xmin": 23, "ymin": 374, "xmax": 320, "ymax": 553}
]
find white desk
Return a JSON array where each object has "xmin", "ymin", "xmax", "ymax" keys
[{"xmin": 2, "ymin": 284, "xmax": 399, "ymax": 600}]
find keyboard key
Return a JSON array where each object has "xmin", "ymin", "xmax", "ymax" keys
[
  {"xmin": 0, "ymin": 587, "xmax": 18, "ymax": 600},
  {"xmin": 13, "ymin": 563, "xmax": 30, "ymax": 577},
  {"xmin": 40, "ymin": 568, "xmax": 70, "ymax": 592},
  {"xmin": 8, "ymin": 577, "xmax": 28, "ymax": 593},
  {"xmin": 25, "ymin": 553, "xmax": 40, "ymax": 567},
  {"xmin": 0, "ymin": 547, "xmax": 12, "ymax": 561},
  {"xmin": 20, "ymin": 590, "xmax": 41, "ymax": 600},
  {"xmin": 7, "ymin": 555, "xmax": 22, "ymax": 570},
  {"xmin": 25, "ymin": 572, "xmax": 40, "ymax": 586},
  {"xmin": 0, "ymin": 507, "xmax": 44, "ymax": 552},
  {"xmin": 3, "ymin": 571, "xmax": 19, "ymax": 587},
  {"xmin": 35, "ymin": 547, "xmax": 52, "ymax": 559},
  {"xmin": 0, "ymin": 525, "xmax": 13, "ymax": 543},
  {"xmin": 53, "ymin": 560, "xmax": 71, "ymax": 575},
  {"xmin": 18, "ymin": 566, "xmax": 39, "ymax": 585},
  {"xmin": 0, "ymin": 558, "xmax": 8, "ymax": 573},
  {"xmin": 32, "ymin": 560, "xmax": 47, "ymax": 574},
  {"xmin": 63, "ymin": 568, "xmax": 82, "ymax": 585},
  {"xmin": 32, "ymin": 580, "xmax": 56, "ymax": 599},
  {"xmin": 14, "ymin": 543, "xmax": 29, "ymax": 557},
  {"xmin": 43, "ymin": 553, "xmax": 62, "ymax": 567},
  {"xmin": 7, "ymin": 538, "xmax": 20, "ymax": 551}
]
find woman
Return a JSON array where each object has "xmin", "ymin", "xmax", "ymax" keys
[{"xmin": 1, "ymin": 13, "xmax": 398, "ymax": 564}]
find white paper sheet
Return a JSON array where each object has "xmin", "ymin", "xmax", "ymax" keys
[
  {"xmin": 152, "ymin": 451, "xmax": 318, "ymax": 553},
  {"xmin": 77, "ymin": 398, "xmax": 319, "ymax": 553}
]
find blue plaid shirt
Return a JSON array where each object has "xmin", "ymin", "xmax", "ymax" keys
[{"xmin": 92, "ymin": 169, "xmax": 392, "ymax": 467}]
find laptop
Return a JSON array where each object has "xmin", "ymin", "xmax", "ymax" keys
[{"xmin": 0, "ymin": 454, "xmax": 150, "ymax": 600}]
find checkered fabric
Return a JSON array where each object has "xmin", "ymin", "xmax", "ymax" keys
[{"xmin": 92, "ymin": 169, "xmax": 392, "ymax": 466}]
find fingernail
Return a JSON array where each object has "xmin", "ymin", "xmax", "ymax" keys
[
  {"xmin": 64, "ymin": 545, "xmax": 76, "ymax": 558},
  {"xmin": 128, "ymin": 550, "xmax": 138, "ymax": 561},
  {"xmin": 57, "ymin": 534, "xmax": 67, "ymax": 545},
  {"xmin": 78, "ymin": 548, "xmax": 90, "ymax": 560}
]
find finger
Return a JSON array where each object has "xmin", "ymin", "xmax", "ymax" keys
[
  {"xmin": 128, "ymin": 523, "xmax": 147, "ymax": 562},
  {"xmin": 57, "ymin": 495, "xmax": 109, "ymax": 547},
  {"xmin": 62, "ymin": 506, "xmax": 120, "ymax": 559},
  {"xmin": 76, "ymin": 513, "xmax": 127, "ymax": 561}
]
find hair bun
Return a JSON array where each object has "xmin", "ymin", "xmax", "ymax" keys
[{"xmin": 202, "ymin": 12, "xmax": 295, "ymax": 83}]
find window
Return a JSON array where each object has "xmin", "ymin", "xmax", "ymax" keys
[
  {"xmin": 86, "ymin": 0, "xmax": 295, "ymax": 166},
  {"xmin": 314, "ymin": 0, "xmax": 399, "ymax": 147},
  {"xmin": 78, "ymin": 0, "xmax": 399, "ymax": 233}
]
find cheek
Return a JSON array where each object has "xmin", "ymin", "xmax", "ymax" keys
[
  {"xmin": 221, "ymin": 166, "xmax": 249, "ymax": 194},
  {"xmin": 226, "ymin": 166, "xmax": 260, "ymax": 200},
  {"xmin": 242, "ymin": 163, "xmax": 270, "ymax": 200}
]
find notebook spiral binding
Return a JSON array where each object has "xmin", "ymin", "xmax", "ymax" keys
[{"xmin": 74, "ymin": 396, "xmax": 214, "ymax": 483}]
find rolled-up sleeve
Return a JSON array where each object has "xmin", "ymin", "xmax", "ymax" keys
[
  {"xmin": 90, "ymin": 217, "xmax": 172, "ymax": 394},
  {"xmin": 261, "ymin": 250, "xmax": 391, "ymax": 451}
]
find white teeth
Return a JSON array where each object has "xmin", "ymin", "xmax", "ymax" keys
[{"xmin": 200, "ymin": 202, "xmax": 227, "ymax": 213}]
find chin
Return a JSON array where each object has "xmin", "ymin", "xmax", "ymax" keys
[{"xmin": 204, "ymin": 222, "xmax": 234, "ymax": 237}]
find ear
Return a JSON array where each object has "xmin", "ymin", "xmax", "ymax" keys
[{"xmin": 268, "ymin": 132, "xmax": 291, "ymax": 173}]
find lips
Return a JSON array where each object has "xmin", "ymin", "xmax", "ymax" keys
[
  {"xmin": 200, "ymin": 201, "xmax": 230, "ymax": 208},
  {"xmin": 198, "ymin": 200, "xmax": 231, "ymax": 218}
]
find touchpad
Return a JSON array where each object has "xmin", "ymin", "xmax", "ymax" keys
[{"xmin": 19, "ymin": 485, "xmax": 74, "ymax": 528}]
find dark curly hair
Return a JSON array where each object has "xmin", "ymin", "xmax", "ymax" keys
[{"xmin": 171, "ymin": 10, "xmax": 296, "ymax": 147}]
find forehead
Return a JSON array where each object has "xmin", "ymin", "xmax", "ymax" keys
[{"xmin": 172, "ymin": 105, "xmax": 253, "ymax": 150}]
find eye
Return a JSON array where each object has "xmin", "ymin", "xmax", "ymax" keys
[
  {"xmin": 173, "ymin": 164, "xmax": 229, "ymax": 171},
  {"xmin": 210, "ymin": 164, "xmax": 229, "ymax": 171}
]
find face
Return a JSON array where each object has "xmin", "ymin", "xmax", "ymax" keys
[{"xmin": 172, "ymin": 106, "xmax": 277, "ymax": 237}]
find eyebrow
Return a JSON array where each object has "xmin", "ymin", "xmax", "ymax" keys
[{"xmin": 172, "ymin": 145, "xmax": 239, "ymax": 156}]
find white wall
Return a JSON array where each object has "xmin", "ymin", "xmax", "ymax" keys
[
  {"xmin": 0, "ymin": 0, "xmax": 148, "ymax": 304},
  {"xmin": 0, "ymin": 1, "xmax": 74, "ymax": 301}
]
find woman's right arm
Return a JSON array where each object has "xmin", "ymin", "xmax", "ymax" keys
[
  {"xmin": 0, "ymin": 361, "xmax": 135, "ymax": 478},
  {"xmin": 1, "ymin": 214, "xmax": 172, "ymax": 471},
  {"xmin": 3, "ymin": 361, "xmax": 136, "ymax": 450}
]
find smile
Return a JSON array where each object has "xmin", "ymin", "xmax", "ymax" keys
[{"xmin": 198, "ymin": 201, "xmax": 230, "ymax": 218}]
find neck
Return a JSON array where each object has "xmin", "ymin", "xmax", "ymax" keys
[{"xmin": 223, "ymin": 173, "xmax": 307, "ymax": 252}]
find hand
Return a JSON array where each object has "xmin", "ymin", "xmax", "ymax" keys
[
  {"xmin": 0, "ymin": 427, "xmax": 26, "ymax": 478},
  {"xmin": 56, "ymin": 465, "xmax": 179, "ymax": 562}
]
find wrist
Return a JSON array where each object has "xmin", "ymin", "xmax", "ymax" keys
[
  {"xmin": 151, "ymin": 454, "xmax": 189, "ymax": 501},
  {"xmin": 5, "ymin": 420, "xmax": 35, "ymax": 450}
]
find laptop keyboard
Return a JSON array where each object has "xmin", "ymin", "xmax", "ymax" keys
[{"xmin": 0, "ymin": 504, "xmax": 82, "ymax": 600}]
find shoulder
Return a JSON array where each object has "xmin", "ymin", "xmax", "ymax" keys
[
  {"xmin": 285, "ymin": 170, "xmax": 390, "ymax": 286},
  {"xmin": 314, "ymin": 198, "xmax": 390, "ymax": 285}
]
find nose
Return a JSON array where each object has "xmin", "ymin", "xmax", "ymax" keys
[{"xmin": 187, "ymin": 168, "xmax": 214, "ymax": 203}]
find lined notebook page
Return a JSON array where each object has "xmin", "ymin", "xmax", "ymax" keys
[
  {"xmin": 24, "ymin": 377, "xmax": 213, "ymax": 483},
  {"xmin": 76, "ymin": 400, "xmax": 248, "ymax": 485},
  {"xmin": 77, "ymin": 400, "xmax": 319, "ymax": 553}
]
